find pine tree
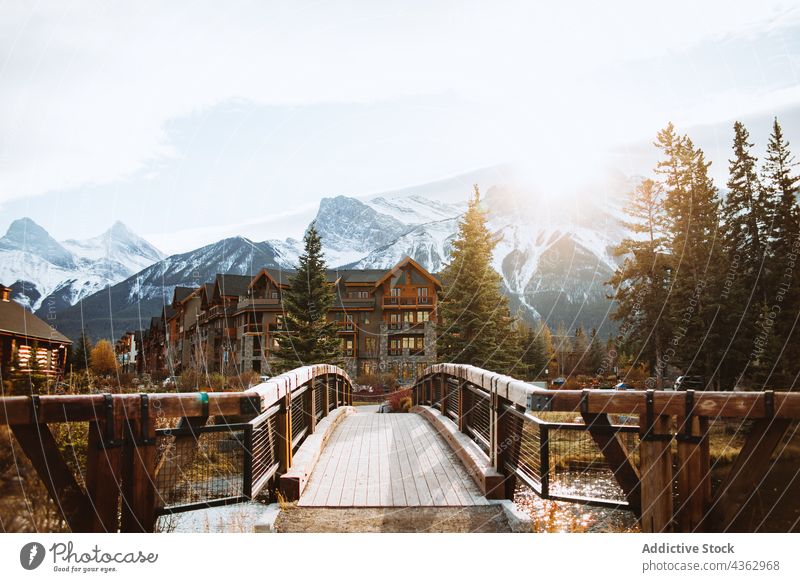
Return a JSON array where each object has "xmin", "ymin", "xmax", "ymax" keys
[
  {"xmin": 586, "ymin": 327, "xmax": 605, "ymax": 375},
  {"xmin": 607, "ymin": 178, "xmax": 671, "ymax": 387},
  {"xmin": 518, "ymin": 322, "xmax": 549, "ymax": 380},
  {"xmin": 573, "ymin": 325, "xmax": 588, "ymax": 375},
  {"xmin": 437, "ymin": 185, "xmax": 520, "ymax": 374},
  {"xmin": 760, "ymin": 118, "xmax": 800, "ymax": 388},
  {"xmin": 272, "ymin": 223, "xmax": 342, "ymax": 372},
  {"xmin": 718, "ymin": 121, "xmax": 768, "ymax": 389},
  {"xmin": 553, "ymin": 321, "xmax": 571, "ymax": 378},
  {"xmin": 71, "ymin": 330, "xmax": 93, "ymax": 371},
  {"xmin": 657, "ymin": 126, "xmax": 724, "ymax": 385}
]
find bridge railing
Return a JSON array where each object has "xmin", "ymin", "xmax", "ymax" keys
[
  {"xmin": 411, "ymin": 363, "xmax": 800, "ymax": 532},
  {"xmin": 0, "ymin": 364, "xmax": 353, "ymax": 532}
]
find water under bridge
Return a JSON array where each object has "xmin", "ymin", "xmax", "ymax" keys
[{"xmin": 2, "ymin": 364, "xmax": 799, "ymax": 532}]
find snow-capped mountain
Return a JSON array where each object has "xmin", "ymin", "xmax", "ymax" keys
[
  {"xmin": 0, "ymin": 218, "xmax": 165, "ymax": 312},
  {"xmin": 62, "ymin": 221, "xmax": 163, "ymax": 273},
  {"xmin": 52, "ymin": 236, "xmax": 288, "ymax": 341},
  {"xmin": 42, "ymin": 166, "xmax": 635, "ymax": 342}
]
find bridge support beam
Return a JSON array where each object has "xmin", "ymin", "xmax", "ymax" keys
[
  {"xmin": 638, "ymin": 414, "xmax": 674, "ymax": 532},
  {"xmin": 709, "ymin": 417, "xmax": 790, "ymax": 531},
  {"xmin": 582, "ymin": 413, "xmax": 641, "ymax": 513}
]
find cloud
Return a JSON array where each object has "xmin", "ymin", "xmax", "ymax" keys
[{"xmin": 0, "ymin": 0, "xmax": 798, "ymax": 205}]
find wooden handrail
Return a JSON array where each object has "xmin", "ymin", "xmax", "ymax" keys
[
  {"xmin": 416, "ymin": 363, "xmax": 800, "ymax": 419},
  {"xmin": 411, "ymin": 363, "xmax": 800, "ymax": 533},
  {"xmin": 0, "ymin": 364, "xmax": 353, "ymax": 533}
]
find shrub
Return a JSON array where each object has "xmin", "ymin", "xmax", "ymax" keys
[
  {"xmin": 90, "ymin": 340, "xmax": 117, "ymax": 376},
  {"xmin": 388, "ymin": 388, "xmax": 412, "ymax": 412},
  {"xmin": 379, "ymin": 373, "xmax": 398, "ymax": 392},
  {"xmin": 399, "ymin": 396, "xmax": 412, "ymax": 412}
]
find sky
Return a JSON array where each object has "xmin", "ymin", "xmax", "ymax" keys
[{"xmin": 1, "ymin": 0, "xmax": 799, "ymax": 254}]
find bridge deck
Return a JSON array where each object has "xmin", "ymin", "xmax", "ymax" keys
[{"xmin": 298, "ymin": 411, "xmax": 489, "ymax": 507}]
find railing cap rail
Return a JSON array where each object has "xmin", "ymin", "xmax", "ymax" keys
[{"xmin": 418, "ymin": 363, "xmax": 800, "ymax": 419}]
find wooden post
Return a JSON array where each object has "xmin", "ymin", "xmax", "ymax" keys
[
  {"xmin": 457, "ymin": 380, "xmax": 467, "ymax": 432},
  {"xmin": 121, "ymin": 395, "xmax": 157, "ymax": 532},
  {"xmin": 440, "ymin": 374, "xmax": 446, "ymax": 416},
  {"xmin": 638, "ymin": 413, "xmax": 674, "ymax": 532},
  {"xmin": 306, "ymin": 381, "xmax": 317, "ymax": 435},
  {"xmin": 492, "ymin": 399, "xmax": 520, "ymax": 499},
  {"xmin": 277, "ymin": 392, "xmax": 292, "ymax": 473},
  {"xmin": 675, "ymin": 414, "xmax": 707, "ymax": 532},
  {"xmin": 85, "ymin": 397, "xmax": 125, "ymax": 532},
  {"xmin": 324, "ymin": 374, "xmax": 331, "ymax": 415}
]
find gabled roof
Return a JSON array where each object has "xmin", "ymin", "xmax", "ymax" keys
[
  {"xmin": 172, "ymin": 286, "xmax": 194, "ymax": 306},
  {"xmin": 329, "ymin": 269, "xmax": 386, "ymax": 284},
  {"xmin": 214, "ymin": 274, "xmax": 251, "ymax": 300},
  {"xmin": 199, "ymin": 283, "xmax": 215, "ymax": 307},
  {"xmin": 249, "ymin": 267, "xmax": 296, "ymax": 289},
  {"xmin": 372, "ymin": 256, "xmax": 442, "ymax": 289},
  {"xmin": 0, "ymin": 296, "xmax": 72, "ymax": 344}
]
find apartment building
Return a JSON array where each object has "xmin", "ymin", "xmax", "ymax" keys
[{"xmin": 140, "ymin": 257, "xmax": 441, "ymax": 383}]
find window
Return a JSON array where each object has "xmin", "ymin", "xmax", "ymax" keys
[
  {"xmin": 271, "ymin": 291, "xmax": 279, "ymax": 299},
  {"xmin": 342, "ymin": 338, "xmax": 354, "ymax": 356},
  {"xmin": 403, "ymin": 311, "xmax": 414, "ymax": 323},
  {"xmin": 348, "ymin": 290, "xmax": 369, "ymax": 299},
  {"xmin": 365, "ymin": 337, "xmax": 377, "ymax": 354},
  {"xmin": 390, "ymin": 287, "xmax": 401, "ymax": 297},
  {"xmin": 417, "ymin": 311, "xmax": 429, "ymax": 322},
  {"xmin": 417, "ymin": 287, "xmax": 428, "ymax": 297}
]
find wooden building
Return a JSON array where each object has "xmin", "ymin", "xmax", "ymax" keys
[
  {"xmin": 139, "ymin": 257, "xmax": 441, "ymax": 383},
  {"xmin": 0, "ymin": 283, "xmax": 72, "ymax": 377}
]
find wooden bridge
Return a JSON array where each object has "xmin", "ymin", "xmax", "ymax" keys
[{"xmin": 1, "ymin": 363, "xmax": 799, "ymax": 532}]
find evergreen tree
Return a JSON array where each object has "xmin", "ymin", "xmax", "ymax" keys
[
  {"xmin": 586, "ymin": 327, "xmax": 605, "ymax": 375},
  {"xmin": 760, "ymin": 118, "xmax": 800, "ymax": 388},
  {"xmin": 718, "ymin": 121, "xmax": 768, "ymax": 388},
  {"xmin": 272, "ymin": 223, "xmax": 342, "ymax": 372},
  {"xmin": 71, "ymin": 330, "xmax": 93, "ymax": 371},
  {"xmin": 573, "ymin": 325, "xmax": 588, "ymax": 375},
  {"xmin": 553, "ymin": 321, "xmax": 571, "ymax": 377},
  {"xmin": 519, "ymin": 322, "xmax": 548, "ymax": 380},
  {"xmin": 437, "ymin": 185, "xmax": 520, "ymax": 374},
  {"xmin": 657, "ymin": 126, "xmax": 724, "ymax": 385},
  {"xmin": 607, "ymin": 178, "xmax": 671, "ymax": 387}
]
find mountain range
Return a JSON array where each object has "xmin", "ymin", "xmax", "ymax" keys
[{"xmin": 1, "ymin": 170, "xmax": 631, "ymax": 342}]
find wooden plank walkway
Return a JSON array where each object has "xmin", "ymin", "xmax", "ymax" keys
[{"xmin": 298, "ymin": 411, "xmax": 489, "ymax": 507}]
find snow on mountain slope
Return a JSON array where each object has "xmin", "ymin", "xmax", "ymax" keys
[
  {"xmin": 365, "ymin": 195, "xmax": 464, "ymax": 225},
  {"xmin": 53, "ymin": 236, "xmax": 287, "ymax": 341},
  {"xmin": 0, "ymin": 218, "xmax": 165, "ymax": 312},
  {"xmin": 344, "ymin": 217, "xmax": 460, "ymax": 273},
  {"xmin": 63, "ymin": 221, "xmax": 164, "ymax": 273}
]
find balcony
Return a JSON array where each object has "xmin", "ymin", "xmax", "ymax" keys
[
  {"xmin": 387, "ymin": 348, "xmax": 427, "ymax": 357},
  {"xmin": 385, "ymin": 321, "xmax": 429, "ymax": 333},
  {"xmin": 237, "ymin": 297, "xmax": 281, "ymax": 310},
  {"xmin": 243, "ymin": 323, "xmax": 262, "ymax": 335},
  {"xmin": 341, "ymin": 295, "xmax": 375, "ymax": 306},
  {"xmin": 383, "ymin": 296, "xmax": 434, "ymax": 307}
]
